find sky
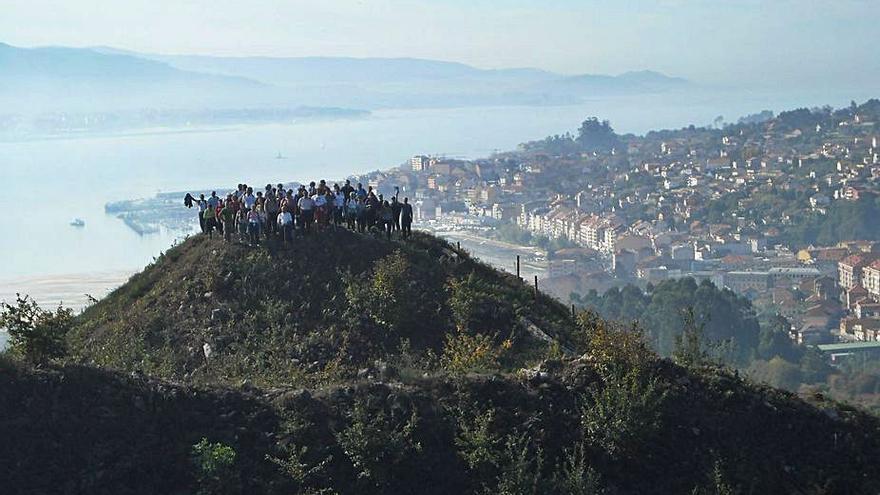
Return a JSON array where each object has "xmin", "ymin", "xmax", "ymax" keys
[{"xmin": 1, "ymin": 0, "xmax": 877, "ymax": 85}]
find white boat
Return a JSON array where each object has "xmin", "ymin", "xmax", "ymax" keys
[{"xmin": 70, "ymin": 218, "xmax": 85, "ymax": 227}]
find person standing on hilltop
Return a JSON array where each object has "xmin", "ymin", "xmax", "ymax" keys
[
  {"xmin": 247, "ymin": 205, "xmax": 262, "ymax": 246},
  {"xmin": 401, "ymin": 197, "xmax": 413, "ymax": 240},
  {"xmin": 333, "ymin": 185, "xmax": 345, "ymax": 228},
  {"xmin": 379, "ymin": 200, "xmax": 393, "ymax": 240},
  {"xmin": 277, "ymin": 207, "xmax": 294, "ymax": 245},
  {"xmin": 264, "ymin": 191, "xmax": 279, "ymax": 237},
  {"xmin": 346, "ymin": 192, "xmax": 358, "ymax": 230},
  {"xmin": 214, "ymin": 199, "xmax": 225, "ymax": 236},
  {"xmin": 313, "ymin": 189, "xmax": 327, "ymax": 232},
  {"xmin": 236, "ymin": 208, "xmax": 248, "ymax": 243},
  {"xmin": 341, "ymin": 180, "xmax": 354, "ymax": 203},
  {"xmin": 298, "ymin": 191, "xmax": 315, "ymax": 234},
  {"xmin": 220, "ymin": 200, "xmax": 236, "ymax": 243},
  {"xmin": 391, "ymin": 196, "xmax": 402, "ymax": 234},
  {"xmin": 205, "ymin": 191, "xmax": 220, "ymax": 235},
  {"xmin": 243, "ymin": 187, "xmax": 256, "ymax": 212},
  {"xmin": 355, "ymin": 196, "xmax": 367, "ymax": 233},
  {"xmin": 365, "ymin": 190, "xmax": 379, "ymax": 231},
  {"xmin": 203, "ymin": 200, "xmax": 218, "ymax": 239},
  {"xmin": 195, "ymin": 193, "xmax": 208, "ymax": 233},
  {"xmin": 207, "ymin": 190, "xmax": 220, "ymax": 212}
]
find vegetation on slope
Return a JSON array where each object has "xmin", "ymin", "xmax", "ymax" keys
[
  {"xmin": 67, "ymin": 230, "xmax": 575, "ymax": 387},
  {"xmin": 4, "ymin": 231, "xmax": 880, "ymax": 494}
]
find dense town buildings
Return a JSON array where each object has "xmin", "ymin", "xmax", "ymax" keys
[{"xmin": 348, "ymin": 101, "xmax": 880, "ymax": 347}]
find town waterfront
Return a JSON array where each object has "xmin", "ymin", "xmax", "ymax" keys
[{"xmin": 1, "ymin": 88, "xmax": 873, "ymax": 308}]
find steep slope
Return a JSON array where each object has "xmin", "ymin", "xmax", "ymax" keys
[
  {"xmin": 5, "ymin": 230, "xmax": 880, "ymax": 494},
  {"xmin": 68, "ymin": 230, "xmax": 576, "ymax": 387}
]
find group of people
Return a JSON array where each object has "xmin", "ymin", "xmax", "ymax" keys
[{"xmin": 184, "ymin": 179, "xmax": 414, "ymax": 246}]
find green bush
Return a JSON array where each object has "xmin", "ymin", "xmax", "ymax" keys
[
  {"xmin": 455, "ymin": 408, "xmax": 501, "ymax": 473},
  {"xmin": 551, "ymin": 443, "xmax": 603, "ymax": 495},
  {"xmin": 0, "ymin": 294, "xmax": 73, "ymax": 365},
  {"xmin": 441, "ymin": 329, "xmax": 503, "ymax": 375},
  {"xmin": 191, "ymin": 438, "xmax": 237, "ymax": 494},
  {"xmin": 491, "ymin": 432, "xmax": 546, "ymax": 495},
  {"xmin": 335, "ymin": 398, "xmax": 423, "ymax": 489},
  {"xmin": 581, "ymin": 370, "xmax": 668, "ymax": 461}
]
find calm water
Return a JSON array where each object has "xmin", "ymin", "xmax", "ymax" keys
[{"xmin": 1, "ymin": 88, "xmax": 873, "ymax": 289}]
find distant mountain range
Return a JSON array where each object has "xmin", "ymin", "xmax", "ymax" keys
[{"xmin": 1, "ymin": 41, "xmax": 691, "ymax": 115}]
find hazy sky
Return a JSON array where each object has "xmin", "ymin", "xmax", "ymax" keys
[{"xmin": 2, "ymin": 0, "xmax": 877, "ymax": 85}]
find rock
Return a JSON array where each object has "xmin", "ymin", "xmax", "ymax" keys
[
  {"xmin": 823, "ymin": 407, "xmax": 840, "ymax": 421},
  {"xmin": 203, "ymin": 292, "xmax": 213, "ymax": 298},
  {"xmin": 357, "ymin": 368, "xmax": 370, "ymax": 379},
  {"xmin": 274, "ymin": 389, "xmax": 312, "ymax": 409},
  {"xmin": 203, "ymin": 343, "xmax": 213, "ymax": 360}
]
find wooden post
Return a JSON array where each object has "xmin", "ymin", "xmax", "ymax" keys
[
  {"xmin": 534, "ymin": 275, "xmax": 539, "ymax": 299},
  {"xmin": 456, "ymin": 241, "xmax": 461, "ymax": 251},
  {"xmin": 516, "ymin": 255, "xmax": 521, "ymax": 279},
  {"xmin": 571, "ymin": 304, "xmax": 576, "ymax": 317}
]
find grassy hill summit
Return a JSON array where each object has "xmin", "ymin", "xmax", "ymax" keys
[{"xmin": 3, "ymin": 230, "xmax": 880, "ymax": 494}]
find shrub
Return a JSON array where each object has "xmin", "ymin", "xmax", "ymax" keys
[
  {"xmin": 344, "ymin": 250, "xmax": 448, "ymax": 349},
  {"xmin": 441, "ymin": 329, "xmax": 502, "ymax": 375},
  {"xmin": 455, "ymin": 408, "xmax": 501, "ymax": 472},
  {"xmin": 551, "ymin": 442, "xmax": 603, "ymax": 495},
  {"xmin": 267, "ymin": 445, "xmax": 334, "ymax": 495},
  {"xmin": 335, "ymin": 398, "xmax": 422, "ymax": 489},
  {"xmin": 0, "ymin": 294, "xmax": 73, "ymax": 365},
  {"xmin": 191, "ymin": 438, "xmax": 237, "ymax": 494},
  {"xmin": 448, "ymin": 273, "xmax": 515, "ymax": 334},
  {"xmin": 581, "ymin": 369, "xmax": 668, "ymax": 461},
  {"xmin": 491, "ymin": 432, "xmax": 546, "ymax": 495},
  {"xmin": 578, "ymin": 311, "xmax": 656, "ymax": 378}
]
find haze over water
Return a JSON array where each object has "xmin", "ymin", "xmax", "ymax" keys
[{"xmin": 0, "ymin": 87, "xmax": 873, "ymax": 307}]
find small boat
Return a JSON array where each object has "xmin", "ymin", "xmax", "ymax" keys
[
  {"xmin": 275, "ymin": 152, "xmax": 287, "ymax": 160},
  {"xmin": 70, "ymin": 218, "xmax": 85, "ymax": 227}
]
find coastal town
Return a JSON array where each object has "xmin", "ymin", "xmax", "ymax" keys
[
  {"xmin": 345, "ymin": 100, "xmax": 880, "ymax": 354},
  {"xmin": 105, "ymin": 100, "xmax": 880, "ymax": 362}
]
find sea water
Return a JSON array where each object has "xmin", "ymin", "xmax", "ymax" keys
[{"xmin": 0, "ymin": 88, "xmax": 873, "ymax": 303}]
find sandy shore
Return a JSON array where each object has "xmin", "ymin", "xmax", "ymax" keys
[
  {"xmin": 0, "ymin": 271, "xmax": 133, "ymax": 350},
  {"xmin": 0, "ymin": 270, "xmax": 134, "ymax": 313}
]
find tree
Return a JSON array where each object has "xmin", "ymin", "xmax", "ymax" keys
[
  {"xmin": 576, "ymin": 118, "xmax": 619, "ymax": 152},
  {"xmin": 0, "ymin": 294, "xmax": 74, "ymax": 365},
  {"xmin": 672, "ymin": 308, "xmax": 710, "ymax": 367}
]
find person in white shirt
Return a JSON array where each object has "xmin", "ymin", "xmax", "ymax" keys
[
  {"xmin": 277, "ymin": 210, "xmax": 294, "ymax": 244},
  {"xmin": 195, "ymin": 194, "xmax": 208, "ymax": 233},
  {"xmin": 243, "ymin": 187, "xmax": 256, "ymax": 211},
  {"xmin": 298, "ymin": 194, "xmax": 315, "ymax": 234},
  {"xmin": 333, "ymin": 189, "xmax": 345, "ymax": 227}
]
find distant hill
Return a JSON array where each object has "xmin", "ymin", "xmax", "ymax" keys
[
  {"xmin": 2, "ymin": 230, "xmax": 880, "ymax": 494},
  {"xmin": 0, "ymin": 42, "xmax": 279, "ymax": 113},
  {"xmin": 1, "ymin": 42, "xmax": 691, "ymax": 115},
  {"xmin": 93, "ymin": 46, "xmax": 692, "ymax": 109}
]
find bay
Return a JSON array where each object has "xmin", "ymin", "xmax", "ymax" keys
[{"xmin": 0, "ymin": 87, "xmax": 873, "ymax": 306}]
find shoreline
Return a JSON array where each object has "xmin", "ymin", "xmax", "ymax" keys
[{"xmin": 0, "ymin": 270, "xmax": 134, "ymax": 312}]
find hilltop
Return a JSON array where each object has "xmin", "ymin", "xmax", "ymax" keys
[
  {"xmin": 3, "ymin": 231, "xmax": 880, "ymax": 494},
  {"xmin": 67, "ymin": 230, "xmax": 576, "ymax": 387}
]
